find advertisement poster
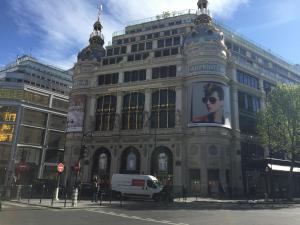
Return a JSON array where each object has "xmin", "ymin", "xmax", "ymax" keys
[
  {"xmin": 188, "ymin": 82, "xmax": 231, "ymax": 128},
  {"xmin": 67, "ymin": 95, "xmax": 86, "ymax": 132}
]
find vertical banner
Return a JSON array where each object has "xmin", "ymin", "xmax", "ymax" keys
[
  {"xmin": 67, "ymin": 95, "xmax": 86, "ymax": 132},
  {"xmin": 188, "ymin": 82, "xmax": 231, "ymax": 128}
]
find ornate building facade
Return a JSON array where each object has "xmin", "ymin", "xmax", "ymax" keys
[{"xmin": 65, "ymin": 1, "xmax": 300, "ymax": 196}]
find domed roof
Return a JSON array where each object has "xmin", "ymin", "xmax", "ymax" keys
[{"xmin": 77, "ymin": 17, "xmax": 105, "ymax": 62}]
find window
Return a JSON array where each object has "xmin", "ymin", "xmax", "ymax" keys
[
  {"xmin": 0, "ymin": 124, "xmax": 14, "ymax": 142},
  {"xmin": 173, "ymin": 36, "xmax": 180, "ymax": 45},
  {"xmin": 0, "ymin": 106, "xmax": 17, "ymax": 122},
  {"xmin": 127, "ymin": 55, "xmax": 134, "ymax": 62},
  {"xmin": 121, "ymin": 46, "xmax": 127, "ymax": 54},
  {"xmin": 171, "ymin": 47, "xmax": 178, "ymax": 55},
  {"xmin": 140, "ymin": 35, "xmax": 145, "ymax": 40},
  {"xmin": 124, "ymin": 69, "xmax": 146, "ymax": 82},
  {"xmin": 19, "ymin": 126, "xmax": 44, "ymax": 146},
  {"xmin": 164, "ymin": 30, "xmax": 170, "ymax": 36},
  {"xmin": 172, "ymin": 29, "xmax": 178, "ymax": 35},
  {"xmin": 165, "ymin": 38, "xmax": 172, "ymax": 47},
  {"xmin": 154, "ymin": 51, "xmax": 161, "ymax": 57},
  {"xmin": 124, "ymin": 38, "xmax": 129, "ymax": 44},
  {"xmin": 138, "ymin": 43, "xmax": 145, "ymax": 51},
  {"xmin": 162, "ymin": 49, "xmax": 170, "ymax": 56},
  {"xmin": 98, "ymin": 73, "xmax": 119, "ymax": 85},
  {"xmin": 152, "ymin": 65, "xmax": 176, "ymax": 79},
  {"xmin": 102, "ymin": 59, "xmax": 108, "ymax": 65},
  {"xmin": 151, "ymin": 89, "xmax": 176, "ymax": 128},
  {"xmin": 22, "ymin": 109, "xmax": 47, "ymax": 127},
  {"xmin": 113, "ymin": 47, "xmax": 120, "ymax": 55},
  {"xmin": 146, "ymin": 41, "xmax": 152, "ymax": 50},
  {"xmin": 107, "ymin": 48, "xmax": 113, "ymax": 56},
  {"xmin": 49, "ymin": 114, "xmax": 67, "ymax": 131},
  {"xmin": 238, "ymin": 91, "xmax": 260, "ymax": 113},
  {"xmin": 95, "ymin": 95, "xmax": 117, "ymax": 131},
  {"xmin": 47, "ymin": 131, "xmax": 65, "ymax": 149},
  {"xmin": 157, "ymin": 39, "xmax": 164, "ymax": 48},
  {"xmin": 122, "ymin": 92, "xmax": 145, "ymax": 130},
  {"xmin": 237, "ymin": 70, "xmax": 259, "ymax": 89},
  {"xmin": 147, "ymin": 34, "xmax": 153, "ymax": 39},
  {"xmin": 131, "ymin": 44, "xmax": 137, "ymax": 53}
]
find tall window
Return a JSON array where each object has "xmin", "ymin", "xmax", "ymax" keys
[
  {"xmin": 237, "ymin": 70, "xmax": 259, "ymax": 89},
  {"xmin": 95, "ymin": 95, "xmax": 116, "ymax": 131},
  {"xmin": 122, "ymin": 92, "xmax": 145, "ymax": 130},
  {"xmin": 151, "ymin": 89, "xmax": 176, "ymax": 128}
]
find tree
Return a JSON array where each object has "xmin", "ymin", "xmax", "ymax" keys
[{"xmin": 257, "ymin": 84, "xmax": 300, "ymax": 200}]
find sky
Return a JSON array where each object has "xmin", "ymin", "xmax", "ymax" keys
[{"xmin": 0, "ymin": 0, "xmax": 299, "ymax": 70}]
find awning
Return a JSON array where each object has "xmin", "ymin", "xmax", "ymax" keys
[{"xmin": 267, "ymin": 164, "xmax": 300, "ymax": 173}]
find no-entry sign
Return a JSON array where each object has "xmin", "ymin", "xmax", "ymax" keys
[{"xmin": 57, "ymin": 163, "xmax": 64, "ymax": 173}]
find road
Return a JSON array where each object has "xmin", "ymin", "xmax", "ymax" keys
[{"xmin": 1, "ymin": 201, "xmax": 300, "ymax": 225}]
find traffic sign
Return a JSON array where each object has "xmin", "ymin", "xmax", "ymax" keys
[{"xmin": 57, "ymin": 163, "xmax": 64, "ymax": 173}]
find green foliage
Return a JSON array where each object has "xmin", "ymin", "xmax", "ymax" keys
[{"xmin": 257, "ymin": 84, "xmax": 300, "ymax": 159}]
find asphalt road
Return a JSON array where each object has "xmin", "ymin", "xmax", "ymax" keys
[{"xmin": 1, "ymin": 201, "xmax": 300, "ymax": 225}]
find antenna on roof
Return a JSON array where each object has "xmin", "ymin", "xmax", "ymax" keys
[{"xmin": 97, "ymin": 2, "xmax": 103, "ymax": 20}]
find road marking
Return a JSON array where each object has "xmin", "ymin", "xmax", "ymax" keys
[
  {"xmin": 85, "ymin": 209, "xmax": 189, "ymax": 225},
  {"xmin": 3, "ymin": 202, "xmax": 28, "ymax": 208}
]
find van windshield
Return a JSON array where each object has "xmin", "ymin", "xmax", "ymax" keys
[{"xmin": 153, "ymin": 180, "xmax": 161, "ymax": 188}]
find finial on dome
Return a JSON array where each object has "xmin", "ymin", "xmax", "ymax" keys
[
  {"xmin": 195, "ymin": 0, "xmax": 212, "ymax": 25},
  {"xmin": 89, "ymin": 2, "xmax": 104, "ymax": 46}
]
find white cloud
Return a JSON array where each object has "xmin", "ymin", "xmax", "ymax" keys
[{"xmin": 8, "ymin": 0, "xmax": 249, "ymax": 69}]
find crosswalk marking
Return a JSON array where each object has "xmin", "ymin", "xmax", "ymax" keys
[{"xmin": 85, "ymin": 209, "xmax": 189, "ymax": 225}]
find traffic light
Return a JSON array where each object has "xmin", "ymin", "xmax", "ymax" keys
[{"xmin": 80, "ymin": 145, "xmax": 88, "ymax": 159}]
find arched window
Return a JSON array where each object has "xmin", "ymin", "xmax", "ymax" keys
[
  {"xmin": 95, "ymin": 95, "xmax": 116, "ymax": 131},
  {"xmin": 126, "ymin": 152, "xmax": 136, "ymax": 171},
  {"xmin": 122, "ymin": 92, "xmax": 145, "ymax": 130},
  {"xmin": 151, "ymin": 89, "xmax": 175, "ymax": 128},
  {"xmin": 99, "ymin": 153, "xmax": 107, "ymax": 171},
  {"xmin": 158, "ymin": 152, "xmax": 168, "ymax": 172}
]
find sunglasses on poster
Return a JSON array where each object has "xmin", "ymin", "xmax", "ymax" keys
[{"xmin": 202, "ymin": 96, "xmax": 218, "ymax": 104}]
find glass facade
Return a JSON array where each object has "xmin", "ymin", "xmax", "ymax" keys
[
  {"xmin": 16, "ymin": 147, "xmax": 41, "ymax": 165},
  {"xmin": 19, "ymin": 126, "xmax": 45, "ymax": 146},
  {"xmin": 52, "ymin": 98, "xmax": 69, "ymax": 112},
  {"xmin": 0, "ymin": 124, "xmax": 14, "ymax": 142},
  {"xmin": 49, "ymin": 114, "xmax": 67, "ymax": 131},
  {"xmin": 22, "ymin": 108, "xmax": 47, "ymax": 127},
  {"xmin": 0, "ymin": 106, "xmax": 17, "ymax": 122},
  {"xmin": 47, "ymin": 131, "xmax": 65, "ymax": 149}
]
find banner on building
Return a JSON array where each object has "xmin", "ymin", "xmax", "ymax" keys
[
  {"xmin": 67, "ymin": 95, "xmax": 86, "ymax": 132},
  {"xmin": 188, "ymin": 82, "xmax": 231, "ymax": 128}
]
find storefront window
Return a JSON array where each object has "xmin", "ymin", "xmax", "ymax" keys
[
  {"xmin": 22, "ymin": 109, "xmax": 47, "ymax": 127},
  {"xmin": 49, "ymin": 114, "xmax": 67, "ymax": 130},
  {"xmin": 0, "ymin": 124, "xmax": 14, "ymax": 142},
  {"xmin": 16, "ymin": 147, "xmax": 41, "ymax": 165},
  {"xmin": 19, "ymin": 126, "xmax": 44, "ymax": 146},
  {"xmin": 47, "ymin": 131, "xmax": 65, "ymax": 149},
  {"xmin": 0, "ymin": 106, "xmax": 17, "ymax": 122},
  {"xmin": 52, "ymin": 98, "xmax": 69, "ymax": 112},
  {"xmin": 0, "ymin": 144, "xmax": 11, "ymax": 162}
]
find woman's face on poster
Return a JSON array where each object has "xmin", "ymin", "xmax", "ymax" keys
[{"xmin": 203, "ymin": 91, "xmax": 224, "ymax": 113}]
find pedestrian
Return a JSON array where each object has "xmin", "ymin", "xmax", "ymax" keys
[{"xmin": 91, "ymin": 177, "xmax": 99, "ymax": 202}]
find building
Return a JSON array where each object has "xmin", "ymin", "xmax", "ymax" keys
[
  {"xmin": 0, "ymin": 55, "xmax": 72, "ymax": 187},
  {"xmin": 65, "ymin": 1, "xmax": 300, "ymax": 197}
]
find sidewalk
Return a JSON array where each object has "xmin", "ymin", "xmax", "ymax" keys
[{"xmin": 8, "ymin": 196, "xmax": 300, "ymax": 210}]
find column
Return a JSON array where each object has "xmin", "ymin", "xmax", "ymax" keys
[
  {"xmin": 230, "ymin": 85, "xmax": 239, "ymax": 131},
  {"xmin": 86, "ymin": 95, "xmax": 96, "ymax": 131},
  {"xmin": 143, "ymin": 89, "xmax": 151, "ymax": 130},
  {"xmin": 118, "ymin": 71, "xmax": 124, "ymax": 84},
  {"xmin": 146, "ymin": 68, "xmax": 152, "ymax": 80},
  {"xmin": 114, "ymin": 92, "xmax": 123, "ymax": 131},
  {"xmin": 175, "ymin": 86, "xmax": 182, "ymax": 129}
]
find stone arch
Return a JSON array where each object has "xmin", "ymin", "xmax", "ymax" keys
[
  {"xmin": 151, "ymin": 146, "xmax": 173, "ymax": 185},
  {"xmin": 120, "ymin": 146, "xmax": 141, "ymax": 174},
  {"xmin": 91, "ymin": 147, "xmax": 111, "ymax": 186}
]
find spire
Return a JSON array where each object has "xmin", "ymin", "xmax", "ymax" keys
[
  {"xmin": 195, "ymin": 0, "xmax": 212, "ymax": 25},
  {"xmin": 89, "ymin": 3, "xmax": 104, "ymax": 46}
]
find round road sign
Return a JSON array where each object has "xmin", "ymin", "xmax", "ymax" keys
[{"xmin": 57, "ymin": 163, "xmax": 64, "ymax": 173}]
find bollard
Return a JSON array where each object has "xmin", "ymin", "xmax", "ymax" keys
[
  {"xmin": 64, "ymin": 188, "xmax": 67, "ymax": 208},
  {"xmin": 16, "ymin": 185, "xmax": 22, "ymax": 201},
  {"xmin": 0, "ymin": 192, "xmax": 2, "ymax": 211},
  {"xmin": 51, "ymin": 188, "xmax": 55, "ymax": 206},
  {"xmin": 72, "ymin": 188, "xmax": 78, "ymax": 207},
  {"xmin": 40, "ymin": 184, "xmax": 45, "ymax": 204},
  {"xmin": 99, "ymin": 192, "xmax": 103, "ymax": 206},
  {"xmin": 27, "ymin": 185, "xmax": 32, "ymax": 204}
]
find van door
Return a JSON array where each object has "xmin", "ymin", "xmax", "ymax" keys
[{"xmin": 146, "ymin": 179, "xmax": 158, "ymax": 197}]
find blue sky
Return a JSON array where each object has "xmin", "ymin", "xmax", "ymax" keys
[{"xmin": 0, "ymin": 0, "xmax": 299, "ymax": 69}]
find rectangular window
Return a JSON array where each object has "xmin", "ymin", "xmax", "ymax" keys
[
  {"xmin": 163, "ymin": 49, "xmax": 170, "ymax": 56},
  {"xmin": 173, "ymin": 36, "xmax": 180, "ymax": 45},
  {"xmin": 107, "ymin": 48, "xmax": 113, "ymax": 56},
  {"xmin": 121, "ymin": 46, "xmax": 127, "ymax": 54},
  {"xmin": 131, "ymin": 44, "xmax": 138, "ymax": 53},
  {"xmin": 154, "ymin": 50, "xmax": 161, "ymax": 57},
  {"xmin": 152, "ymin": 65, "xmax": 177, "ymax": 79},
  {"xmin": 138, "ymin": 43, "xmax": 145, "ymax": 51},
  {"xmin": 124, "ymin": 70, "xmax": 146, "ymax": 82},
  {"xmin": 171, "ymin": 47, "xmax": 179, "ymax": 55},
  {"xmin": 135, "ymin": 54, "xmax": 142, "ymax": 60},
  {"xmin": 113, "ymin": 47, "xmax": 120, "ymax": 55},
  {"xmin": 140, "ymin": 35, "xmax": 145, "ymax": 40},
  {"xmin": 146, "ymin": 41, "xmax": 153, "ymax": 50},
  {"xmin": 49, "ymin": 114, "xmax": 66, "ymax": 131},
  {"xmin": 0, "ymin": 124, "xmax": 14, "ymax": 143},
  {"xmin": 124, "ymin": 38, "xmax": 129, "ymax": 43},
  {"xmin": 127, "ymin": 55, "xmax": 134, "ymax": 61},
  {"xmin": 157, "ymin": 39, "xmax": 164, "ymax": 48},
  {"xmin": 165, "ymin": 38, "xmax": 172, "ymax": 47},
  {"xmin": 147, "ymin": 34, "xmax": 153, "ymax": 39},
  {"xmin": 22, "ymin": 109, "xmax": 47, "ymax": 127},
  {"xmin": 237, "ymin": 70, "xmax": 259, "ymax": 89},
  {"xmin": 19, "ymin": 126, "xmax": 44, "ymax": 146},
  {"xmin": 47, "ymin": 131, "xmax": 65, "ymax": 149},
  {"xmin": 98, "ymin": 73, "xmax": 119, "ymax": 85},
  {"xmin": 102, "ymin": 59, "xmax": 108, "ymax": 65}
]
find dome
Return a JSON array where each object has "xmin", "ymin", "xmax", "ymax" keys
[
  {"xmin": 77, "ymin": 45, "xmax": 105, "ymax": 62},
  {"xmin": 183, "ymin": 23, "xmax": 224, "ymax": 48}
]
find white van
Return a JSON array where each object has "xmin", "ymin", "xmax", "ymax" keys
[{"xmin": 111, "ymin": 174, "xmax": 163, "ymax": 200}]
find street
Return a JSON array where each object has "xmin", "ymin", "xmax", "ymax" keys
[{"xmin": 1, "ymin": 201, "xmax": 300, "ymax": 225}]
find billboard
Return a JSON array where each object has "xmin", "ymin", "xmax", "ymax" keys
[
  {"xmin": 188, "ymin": 82, "xmax": 231, "ymax": 128},
  {"xmin": 67, "ymin": 95, "xmax": 86, "ymax": 132}
]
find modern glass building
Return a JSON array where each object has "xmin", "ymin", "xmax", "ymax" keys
[
  {"xmin": 65, "ymin": 1, "xmax": 300, "ymax": 197},
  {"xmin": 0, "ymin": 55, "xmax": 72, "ymax": 186}
]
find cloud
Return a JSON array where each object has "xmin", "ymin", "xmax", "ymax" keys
[{"xmin": 8, "ymin": 0, "xmax": 249, "ymax": 69}]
